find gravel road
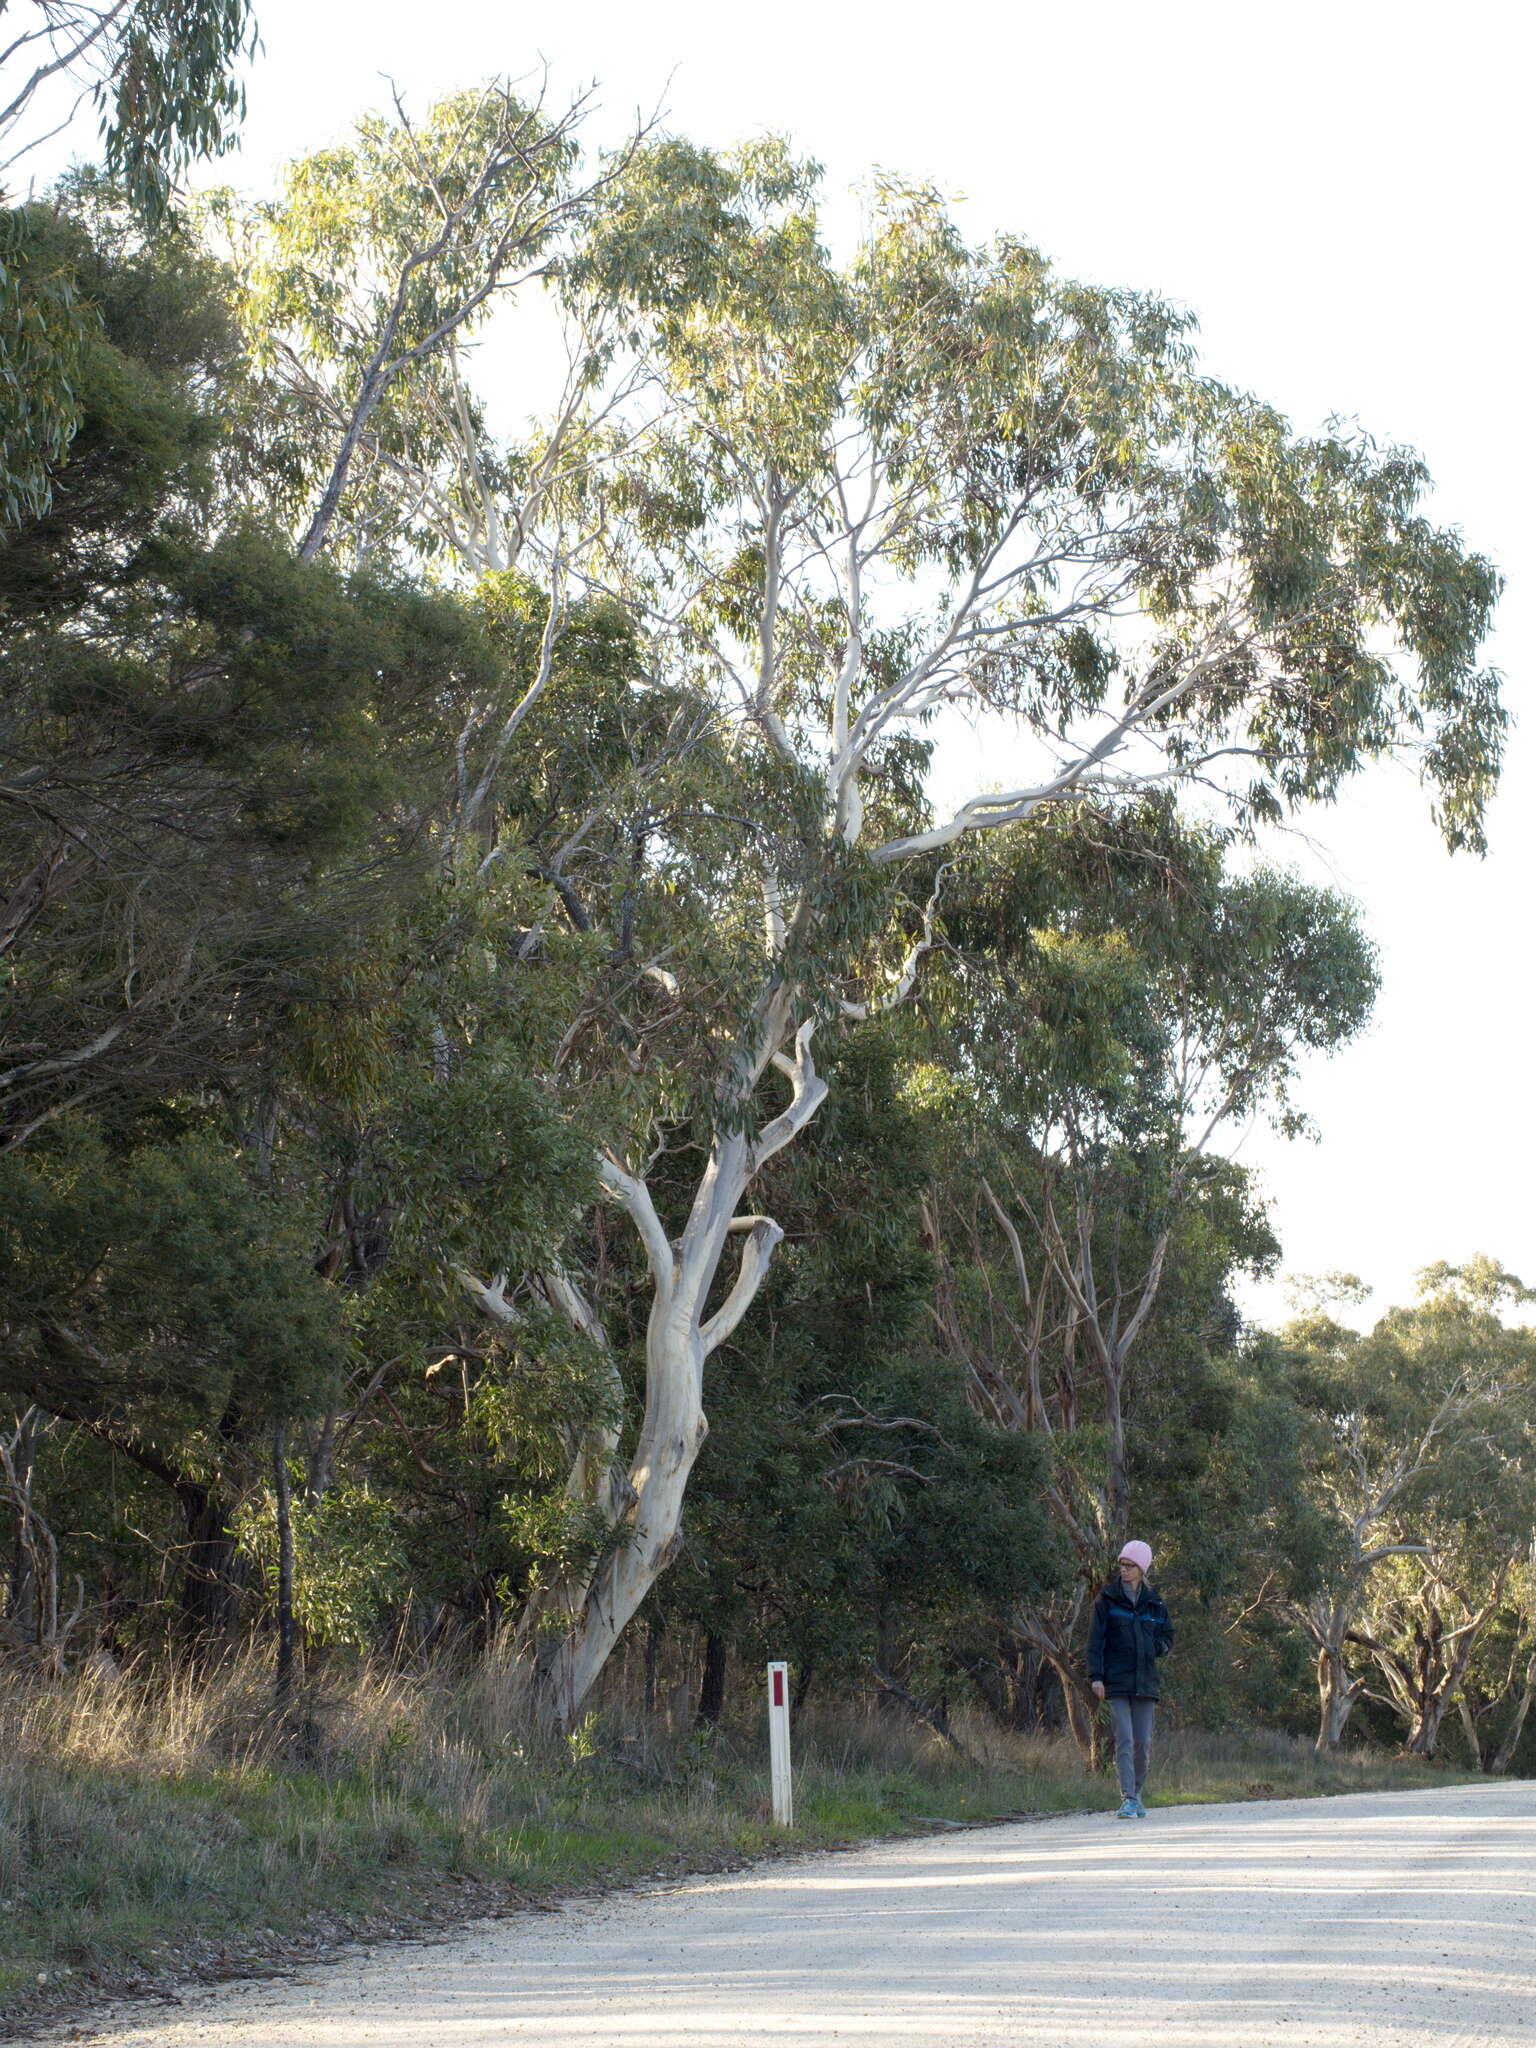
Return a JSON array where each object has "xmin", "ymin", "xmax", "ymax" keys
[{"xmin": 63, "ymin": 1782, "xmax": 1535, "ymax": 2048}]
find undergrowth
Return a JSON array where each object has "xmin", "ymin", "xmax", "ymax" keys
[{"xmin": 0, "ymin": 1650, "xmax": 1476, "ymax": 2030}]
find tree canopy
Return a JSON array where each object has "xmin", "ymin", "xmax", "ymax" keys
[{"xmin": 1, "ymin": 76, "xmax": 1524, "ymax": 1773}]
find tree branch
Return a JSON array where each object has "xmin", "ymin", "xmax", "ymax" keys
[{"xmin": 700, "ymin": 1215, "xmax": 785, "ymax": 1355}]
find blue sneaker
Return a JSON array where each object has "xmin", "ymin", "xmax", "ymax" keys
[
  {"xmin": 1116, "ymin": 1797, "xmax": 1138, "ymax": 1819},
  {"xmin": 1134, "ymin": 1796, "xmax": 1147, "ymax": 1817}
]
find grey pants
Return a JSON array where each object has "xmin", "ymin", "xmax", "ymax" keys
[{"xmin": 1107, "ymin": 1695, "xmax": 1156, "ymax": 1798}]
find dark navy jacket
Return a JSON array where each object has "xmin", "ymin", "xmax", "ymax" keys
[{"xmin": 1087, "ymin": 1577, "xmax": 1174, "ymax": 1699}]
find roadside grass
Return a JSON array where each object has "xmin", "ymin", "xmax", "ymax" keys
[{"xmin": 0, "ymin": 1653, "xmax": 1477, "ymax": 2030}]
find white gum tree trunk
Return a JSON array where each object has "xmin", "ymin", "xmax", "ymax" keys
[
  {"xmin": 1312, "ymin": 1619, "xmax": 1368, "ymax": 1753},
  {"xmin": 512, "ymin": 1005, "xmax": 825, "ymax": 1730}
]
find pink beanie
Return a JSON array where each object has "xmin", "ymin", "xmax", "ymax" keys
[{"xmin": 1118, "ymin": 1540, "xmax": 1153, "ymax": 1573}]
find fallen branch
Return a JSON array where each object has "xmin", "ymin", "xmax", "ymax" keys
[{"xmin": 869, "ymin": 1664, "xmax": 975, "ymax": 1762}]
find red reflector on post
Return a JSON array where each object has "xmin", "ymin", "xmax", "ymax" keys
[{"xmin": 772, "ymin": 1669, "xmax": 785, "ymax": 1707}]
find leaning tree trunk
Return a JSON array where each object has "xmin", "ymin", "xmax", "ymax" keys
[
  {"xmin": 3, "ymin": 1409, "xmax": 39, "ymax": 1629},
  {"xmin": 1061, "ymin": 1663, "xmax": 1103, "ymax": 1770},
  {"xmin": 472, "ymin": 1006, "xmax": 825, "ymax": 1733},
  {"xmin": 528, "ymin": 1290, "xmax": 711, "ymax": 1727},
  {"xmin": 1012, "ymin": 1600, "xmax": 1102, "ymax": 1769},
  {"xmin": 527, "ymin": 1231, "xmax": 770, "ymax": 1725}
]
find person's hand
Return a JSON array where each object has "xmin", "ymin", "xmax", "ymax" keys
[{"xmin": 1091, "ymin": 1680, "xmax": 1105, "ymax": 1701}]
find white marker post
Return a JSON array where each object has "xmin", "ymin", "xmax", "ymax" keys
[{"xmin": 767, "ymin": 1660, "xmax": 794, "ymax": 1827}]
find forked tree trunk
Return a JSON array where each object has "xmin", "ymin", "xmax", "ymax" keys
[
  {"xmin": 1374, "ymin": 1635, "xmax": 1485, "ymax": 1761},
  {"xmin": 1405, "ymin": 1691, "xmax": 1455, "ymax": 1758},
  {"xmin": 1357, "ymin": 1573, "xmax": 1510, "ymax": 1761}
]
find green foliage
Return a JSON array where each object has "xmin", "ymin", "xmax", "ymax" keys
[
  {"xmin": 0, "ymin": 6, "xmax": 254, "ymax": 216},
  {"xmin": 0, "ymin": 1121, "xmax": 346, "ymax": 1431},
  {"xmin": 581, "ymin": 148, "xmax": 1503, "ymax": 849},
  {"xmin": 933, "ymin": 795, "xmax": 1379, "ymax": 1141},
  {"xmin": 211, "ymin": 82, "xmax": 588, "ymax": 562},
  {"xmin": 94, "ymin": 1, "xmax": 257, "ymax": 222},
  {"xmin": 0, "ymin": 205, "xmax": 101, "ymax": 534},
  {"xmin": 240, "ymin": 88, "xmax": 573, "ymax": 365},
  {"xmin": 1, "ymin": 3, "xmax": 256, "ymax": 539},
  {"xmin": 0, "ymin": 191, "xmax": 514, "ymax": 1148},
  {"xmin": 241, "ymin": 1479, "xmax": 407, "ymax": 1649},
  {"xmin": 0, "ymin": 183, "xmax": 235, "ymax": 615},
  {"xmin": 1277, "ymin": 1264, "xmax": 1536, "ymax": 1751}
]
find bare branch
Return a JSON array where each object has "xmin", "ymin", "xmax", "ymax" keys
[
  {"xmin": 700, "ymin": 1214, "xmax": 785, "ymax": 1355},
  {"xmin": 598, "ymin": 1153, "xmax": 676, "ymax": 1292}
]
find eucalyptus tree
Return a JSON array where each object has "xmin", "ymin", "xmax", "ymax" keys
[
  {"xmin": 1341, "ymin": 1263, "xmax": 1536, "ymax": 1757},
  {"xmin": 215, "ymin": 82, "xmax": 648, "ymax": 569},
  {"xmin": 0, "ymin": 198, "xmax": 97, "ymax": 530},
  {"xmin": 933, "ymin": 802, "xmax": 1376, "ymax": 1530},
  {"xmin": 906, "ymin": 805, "xmax": 1316, "ymax": 1747},
  {"xmin": 245, "ymin": 115, "xmax": 1503, "ymax": 1721},
  {"xmin": 1456, "ymin": 1560, "xmax": 1536, "ymax": 1774},
  {"xmin": 644, "ymin": 1026, "xmax": 1054, "ymax": 1726},
  {"xmin": 1359, "ymin": 1524, "xmax": 1522, "ymax": 1760},
  {"xmin": 1281, "ymin": 1261, "xmax": 1534, "ymax": 1752},
  {"xmin": 417, "ymin": 138, "xmax": 1504, "ymax": 1727}
]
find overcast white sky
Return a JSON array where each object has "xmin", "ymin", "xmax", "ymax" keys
[{"xmin": 29, "ymin": 0, "xmax": 1534, "ymax": 1326}]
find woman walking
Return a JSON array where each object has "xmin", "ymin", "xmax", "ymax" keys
[{"xmin": 1087, "ymin": 1540, "xmax": 1173, "ymax": 1818}]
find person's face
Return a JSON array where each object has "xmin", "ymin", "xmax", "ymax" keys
[{"xmin": 1119, "ymin": 1561, "xmax": 1144, "ymax": 1589}]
